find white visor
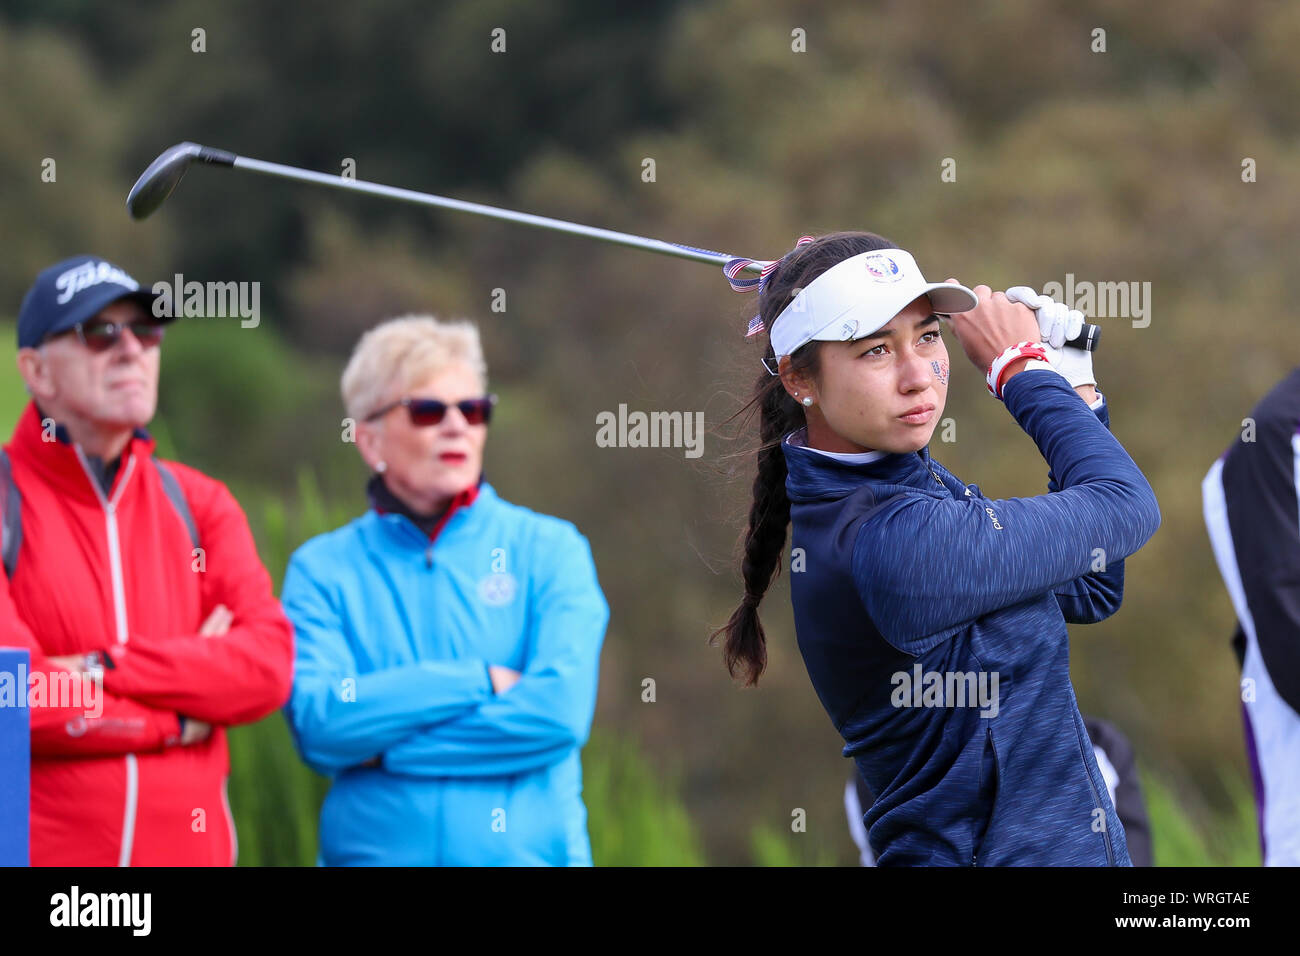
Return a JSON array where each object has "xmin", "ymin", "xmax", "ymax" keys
[{"xmin": 765, "ymin": 248, "xmax": 978, "ymax": 374}]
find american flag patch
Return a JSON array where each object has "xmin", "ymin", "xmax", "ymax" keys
[{"xmin": 729, "ymin": 236, "xmax": 817, "ymax": 337}]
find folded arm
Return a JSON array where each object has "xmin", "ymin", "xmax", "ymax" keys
[
  {"xmin": 100, "ymin": 470, "xmax": 294, "ymax": 725},
  {"xmin": 281, "ymin": 549, "xmax": 496, "ymax": 776},
  {"xmin": 0, "ymin": 584, "xmax": 181, "ymax": 757},
  {"xmin": 382, "ymin": 525, "xmax": 609, "ymax": 778}
]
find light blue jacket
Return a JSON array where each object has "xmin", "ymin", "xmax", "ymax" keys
[{"xmin": 282, "ymin": 482, "xmax": 609, "ymax": 866}]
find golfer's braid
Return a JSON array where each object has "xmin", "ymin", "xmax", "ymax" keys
[
  {"xmin": 725, "ymin": 373, "xmax": 801, "ymax": 685},
  {"xmin": 747, "ymin": 376, "xmax": 797, "ymax": 600},
  {"xmin": 714, "ymin": 230, "xmax": 898, "ymax": 686}
]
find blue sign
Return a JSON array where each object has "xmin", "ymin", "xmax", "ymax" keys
[{"xmin": 0, "ymin": 648, "xmax": 30, "ymax": 866}]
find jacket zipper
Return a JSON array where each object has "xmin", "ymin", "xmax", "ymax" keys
[
  {"xmin": 118, "ymin": 754, "xmax": 138, "ymax": 867},
  {"xmin": 973, "ymin": 726, "xmax": 1001, "ymax": 866},
  {"xmin": 75, "ymin": 449, "xmax": 136, "ymax": 647},
  {"xmin": 1076, "ymin": 727, "xmax": 1116, "ymax": 865},
  {"xmin": 75, "ymin": 448, "xmax": 140, "ymax": 866}
]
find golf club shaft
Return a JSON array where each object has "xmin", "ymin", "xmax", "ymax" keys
[{"xmin": 232, "ymin": 156, "xmax": 757, "ymax": 272}]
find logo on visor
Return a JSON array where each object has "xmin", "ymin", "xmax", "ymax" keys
[
  {"xmin": 863, "ymin": 254, "xmax": 903, "ymax": 282},
  {"xmin": 839, "ymin": 320, "xmax": 859, "ymax": 340}
]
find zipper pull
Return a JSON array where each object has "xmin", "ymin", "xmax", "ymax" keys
[{"xmin": 425, "ymin": 546, "xmax": 433, "ymax": 569}]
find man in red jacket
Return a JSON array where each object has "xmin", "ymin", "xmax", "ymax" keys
[{"xmin": 0, "ymin": 255, "xmax": 294, "ymax": 866}]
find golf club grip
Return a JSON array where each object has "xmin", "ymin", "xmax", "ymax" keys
[{"xmin": 1065, "ymin": 322, "xmax": 1101, "ymax": 352}]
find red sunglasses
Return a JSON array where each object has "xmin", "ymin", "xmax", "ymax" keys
[{"xmin": 366, "ymin": 394, "xmax": 497, "ymax": 426}]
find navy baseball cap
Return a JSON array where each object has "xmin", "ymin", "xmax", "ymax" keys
[{"xmin": 17, "ymin": 255, "xmax": 169, "ymax": 349}]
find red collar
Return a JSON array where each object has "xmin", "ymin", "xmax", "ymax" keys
[
  {"xmin": 5, "ymin": 401, "xmax": 156, "ymax": 502},
  {"xmin": 427, "ymin": 484, "xmax": 479, "ymax": 543},
  {"xmin": 372, "ymin": 480, "xmax": 481, "ymax": 543}
]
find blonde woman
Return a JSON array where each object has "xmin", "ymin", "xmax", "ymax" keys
[{"xmin": 283, "ymin": 315, "xmax": 609, "ymax": 866}]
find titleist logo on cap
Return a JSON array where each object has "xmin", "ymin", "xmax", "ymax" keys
[{"xmin": 54, "ymin": 261, "xmax": 139, "ymax": 305}]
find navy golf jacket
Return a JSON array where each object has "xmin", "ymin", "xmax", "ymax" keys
[{"xmin": 784, "ymin": 368, "xmax": 1160, "ymax": 866}]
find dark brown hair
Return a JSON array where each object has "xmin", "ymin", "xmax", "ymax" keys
[{"xmin": 711, "ymin": 230, "xmax": 897, "ymax": 685}]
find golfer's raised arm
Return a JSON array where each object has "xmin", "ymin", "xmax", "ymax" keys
[
  {"xmin": 853, "ymin": 369, "xmax": 1159, "ymax": 650},
  {"xmin": 1047, "ymin": 392, "xmax": 1129, "ymax": 624}
]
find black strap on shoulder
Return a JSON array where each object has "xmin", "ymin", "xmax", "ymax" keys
[
  {"xmin": 152, "ymin": 458, "xmax": 200, "ymax": 551},
  {"xmin": 0, "ymin": 449, "xmax": 20, "ymax": 579},
  {"xmin": 0, "ymin": 452, "xmax": 199, "ymax": 579}
]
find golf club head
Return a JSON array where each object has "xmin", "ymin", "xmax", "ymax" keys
[{"xmin": 126, "ymin": 142, "xmax": 237, "ymax": 220}]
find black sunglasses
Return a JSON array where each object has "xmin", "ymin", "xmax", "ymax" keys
[
  {"xmin": 46, "ymin": 319, "xmax": 168, "ymax": 353},
  {"xmin": 366, "ymin": 394, "xmax": 497, "ymax": 426}
]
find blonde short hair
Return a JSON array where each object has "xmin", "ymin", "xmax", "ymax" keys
[{"xmin": 341, "ymin": 315, "xmax": 488, "ymax": 421}]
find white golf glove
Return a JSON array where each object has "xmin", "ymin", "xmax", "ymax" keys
[{"xmin": 1004, "ymin": 286, "xmax": 1096, "ymax": 389}]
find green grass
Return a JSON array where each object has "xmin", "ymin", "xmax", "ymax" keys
[
  {"xmin": 0, "ymin": 322, "xmax": 29, "ymax": 434},
  {"xmin": 1143, "ymin": 769, "xmax": 1260, "ymax": 867},
  {"xmin": 226, "ymin": 713, "xmax": 330, "ymax": 866},
  {"xmin": 584, "ymin": 731, "xmax": 706, "ymax": 866},
  {"xmin": 749, "ymin": 822, "xmax": 840, "ymax": 867}
]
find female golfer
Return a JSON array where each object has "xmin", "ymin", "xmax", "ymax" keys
[
  {"xmin": 282, "ymin": 315, "xmax": 609, "ymax": 866},
  {"xmin": 714, "ymin": 232, "xmax": 1160, "ymax": 866}
]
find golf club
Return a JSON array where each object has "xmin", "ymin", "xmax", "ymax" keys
[{"xmin": 126, "ymin": 142, "xmax": 1100, "ymax": 351}]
